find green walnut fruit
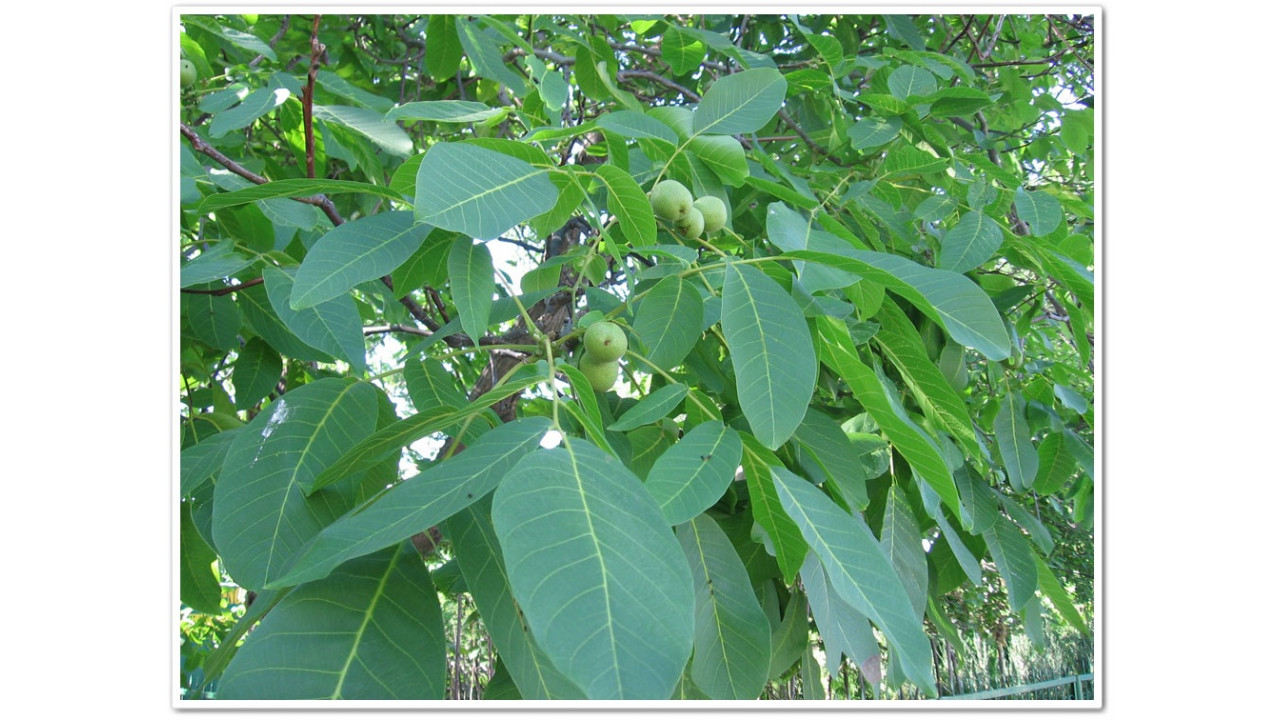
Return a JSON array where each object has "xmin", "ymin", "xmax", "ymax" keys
[
  {"xmin": 584, "ymin": 320, "xmax": 627, "ymax": 362},
  {"xmin": 692, "ymin": 196, "xmax": 727, "ymax": 234},
  {"xmin": 649, "ymin": 179, "xmax": 693, "ymax": 222},
  {"xmin": 579, "ymin": 356, "xmax": 619, "ymax": 392},
  {"xmin": 675, "ymin": 207, "xmax": 705, "ymax": 239},
  {"xmin": 180, "ymin": 59, "xmax": 197, "ymax": 87}
]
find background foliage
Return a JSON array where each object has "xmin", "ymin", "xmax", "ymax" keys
[{"xmin": 178, "ymin": 12, "xmax": 1095, "ymax": 701}]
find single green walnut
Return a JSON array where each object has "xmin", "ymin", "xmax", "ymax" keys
[
  {"xmin": 180, "ymin": 59, "xmax": 197, "ymax": 87},
  {"xmin": 692, "ymin": 196, "xmax": 727, "ymax": 234},
  {"xmin": 583, "ymin": 320, "xmax": 627, "ymax": 362},
  {"xmin": 675, "ymin": 206, "xmax": 705, "ymax": 239},
  {"xmin": 649, "ymin": 179, "xmax": 693, "ymax": 222},
  {"xmin": 579, "ymin": 356, "xmax": 619, "ymax": 392}
]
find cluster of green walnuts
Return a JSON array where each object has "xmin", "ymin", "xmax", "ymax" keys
[
  {"xmin": 649, "ymin": 179, "xmax": 726, "ymax": 240},
  {"xmin": 577, "ymin": 320, "xmax": 628, "ymax": 392}
]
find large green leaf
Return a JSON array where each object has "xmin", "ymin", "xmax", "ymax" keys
[
  {"xmin": 414, "ymin": 142, "xmax": 557, "ymax": 239},
  {"xmin": 800, "ymin": 551, "xmax": 882, "ymax": 678},
  {"xmin": 771, "ymin": 467, "xmax": 937, "ymax": 696},
  {"xmin": 491, "ymin": 440, "xmax": 695, "ymax": 699},
  {"xmin": 237, "ymin": 283, "xmax": 334, "ymax": 363},
  {"xmin": 447, "ymin": 237, "xmax": 494, "ymax": 343},
  {"xmin": 721, "ymin": 260, "xmax": 816, "ymax": 450},
  {"xmin": 313, "ymin": 104, "xmax": 414, "ymax": 157},
  {"xmin": 677, "ymin": 514, "xmax": 771, "ymax": 699},
  {"xmin": 644, "ymin": 421, "xmax": 742, "ymax": 526},
  {"xmin": 271, "ymin": 417, "xmax": 551, "ymax": 588},
  {"xmin": 209, "ymin": 87, "xmax": 290, "ymax": 138},
  {"xmin": 784, "ymin": 249, "xmax": 1010, "ymax": 361},
  {"xmin": 793, "ymin": 408, "xmax": 871, "ymax": 511},
  {"xmin": 231, "ymin": 337, "xmax": 283, "ymax": 412},
  {"xmin": 180, "ymin": 501, "xmax": 222, "ymax": 614},
  {"xmin": 692, "ymin": 67, "xmax": 787, "ymax": 136},
  {"xmin": 880, "ymin": 485, "xmax": 928, "ymax": 619},
  {"xmin": 633, "ymin": 275, "xmax": 704, "ymax": 370},
  {"xmin": 985, "ymin": 513, "xmax": 1039, "ymax": 612},
  {"xmin": 594, "ymin": 164, "xmax": 656, "ymax": 246},
  {"xmin": 290, "ymin": 212, "xmax": 432, "ymax": 309},
  {"xmin": 995, "ymin": 390, "xmax": 1038, "ymax": 492},
  {"xmin": 608, "ymin": 383, "xmax": 688, "ymax": 432},
  {"xmin": 1015, "ymin": 187, "xmax": 1064, "ymax": 236},
  {"xmin": 940, "ymin": 210, "xmax": 1004, "ymax": 273},
  {"xmin": 1034, "ymin": 554, "xmax": 1091, "ymax": 636},
  {"xmin": 872, "ymin": 299, "xmax": 980, "ymax": 459},
  {"xmin": 739, "ymin": 433, "xmax": 808, "ymax": 580},
  {"xmin": 218, "ymin": 543, "xmax": 446, "ymax": 699},
  {"xmin": 689, "ymin": 135, "xmax": 748, "ymax": 187},
  {"xmin": 263, "ymin": 266, "xmax": 366, "ymax": 373},
  {"xmin": 595, "ymin": 109, "xmax": 678, "ymax": 144},
  {"xmin": 212, "ymin": 378, "xmax": 379, "ymax": 590},
  {"xmin": 817, "ymin": 317, "xmax": 961, "ymax": 517},
  {"xmin": 446, "ymin": 498, "xmax": 587, "ymax": 700}
]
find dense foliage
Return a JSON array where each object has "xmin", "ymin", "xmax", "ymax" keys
[{"xmin": 177, "ymin": 12, "xmax": 1095, "ymax": 701}]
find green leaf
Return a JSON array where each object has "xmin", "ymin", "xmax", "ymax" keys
[
  {"xmin": 940, "ymin": 210, "xmax": 1004, "ymax": 273},
  {"xmin": 180, "ymin": 429, "xmax": 240, "ymax": 497},
  {"xmin": 984, "ymin": 513, "xmax": 1039, "ymax": 611},
  {"xmin": 596, "ymin": 110, "xmax": 679, "ymax": 144},
  {"xmin": 848, "ymin": 116, "xmax": 903, "ymax": 150},
  {"xmin": 888, "ymin": 65, "xmax": 937, "ymax": 99},
  {"xmin": 180, "ymin": 501, "xmax": 223, "ymax": 614},
  {"xmin": 218, "ymin": 543, "xmax": 446, "ymax": 699},
  {"xmin": 424, "ymin": 15, "xmax": 463, "ymax": 81},
  {"xmin": 455, "ymin": 16, "xmax": 529, "ymax": 96},
  {"xmin": 271, "ymin": 417, "xmax": 551, "ymax": 588},
  {"xmin": 688, "ymin": 135, "xmax": 748, "ymax": 187},
  {"xmin": 448, "ymin": 237, "xmax": 494, "ymax": 343},
  {"xmin": 290, "ymin": 212, "xmax": 431, "ymax": 309},
  {"xmin": 692, "ymin": 67, "xmax": 788, "ymax": 136},
  {"xmin": 196, "ymin": 178, "xmax": 405, "ymax": 213},
  {"xmin": 209, "ymin": 87, "xmax": 290, "ymax": 138},
  {"xmin": 1032, "ymin": 431, "xmax": 1078, "ymax": 495},
  {"xmin": 677, "ymin": 514, "xmax": 771, "ymax": 699},
  {"xmin": 1014, "ymin": 187, "xmax": 1064, "ymax": 236},
  {"xmin": 817, "ymin": 317, "xmax": 961, "ymax": 518},
  {"xmin": 800, "ymin": 551, "xmax": 882, "ymax": 677},
  {"xmin": 263, "ymin": 266, "xmax": 367, "ymax": 373},
  {"xmin": 180, "ymin": 242, "xmax": 253, "ymax": 288},
  {"xmin": 185, "ymin": 291, "xmax": 240, "ymax": 351},
  {"xmin": 414, "ymin": 142, "xmax": 557, "ymax": 239},
  {"xmin": 771, "ymin": 467, "xmax": 936, "ymax": 696},
  {"xmin": 721, "ymin": 261, "xmax": 817, "ymax": 450},
  {"xmin": 608, "ymin": 383, "xmax": 688, "ymax": 432},
  {"xmin": 492, "ymin": 440, "xmax": 695, "ymax": 699},
  {"xmin": 739, "ymin": 433, "xmax": 808, "ymax": 580},
  {"xmin": 924, "ymin": 87, "xmax": 994, "ymax": 116},
  {"xmin": 633, "ymin": 275, "xmax": 704, "ymax": 370},
  {"xmin": 238, "ymin": 284, "xmax": 334, "ymax": 363},
  {"xmin": 783, "ymin": 249, "xmax": 1011, "ymax": 360},
  {"xmin": 313, "ymin": 104, "xmax": 414, "ymax": 157},
  {"xmin": 645, "ymin": 422, "xmax": 743, "ymax": 526},
  {"xmin": 212, "ymin": 378, "xmax": 379, "ymax": 590},
  {"xmin": 231, "ymin": 337, "xmax": 283, "ymax": 411},
  {"xmin": 404, "ymin": 356, "xmax": 467, "ymax": 412},
  {"xmin": 1034, "ymin": 554, "xmax": 1091, "ymax": 636},
  {"xmin": 793, "ymin": 408, "xmax": 870, "ymax": 510},
  {"xmin": 871, "ymin": 299, "xmax": 981, "ymax": 460},
  {"xmin": 880, "ymin": 485, "xmax": 928, "ymax": 619},
  {"xmin": 315, "ymin": 70, "xmax": 394, "ymax": 113},
  {"xmin": 386, "ymin": 100, "xmax": 506, "ymax": 123},
  {"xmin": 593, "ymin": 164, "xmax": 656, "ymax": 246},
  {"xmin": 662, "ymin": 26, "xmax": 706, "ymax": 75},
  {"xmin": 446, "ymin": 498, "xmax": 587, "ymax": 699},
  {"xmin": 995, "ymin": 390, "xmax": 1038, "ymax": 492}
]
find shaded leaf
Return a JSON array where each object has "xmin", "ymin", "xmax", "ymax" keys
[
  {"xmin": 448, "ymin": 237, "xmax": 494, "ymax": 343},
  {"xmin": 290, "ymin": 211, "xmax": 432, "ymax": 309},
  {"xmin": 633, "ymin": 275, "xmax": 704, "ymax": 370},
  {"xmin": 492, "ymin": 440, "xmax": 695, "ymax": 699},
  {"xmin": 608, "ymin": 383, "xmax": 688, "ymax": 432},
  {"xmin": 645, "ymin": 421, "xmax": 742, "ymax": 526},
  {"xmin": 721, "ymin": 261, "xmax": 816, "ymax": 450},
  {"xmin": 219, "ymin": 543, "xmax": 446, "ymax": 699},
  {"xmin": 677, "ymin": 514, "xmax": 771, "ymax": 699},
  {"xmin": 415, "ymin": 142, "xmax": 557, "ymax": 239},
  {"xmin": 263, "ymin": 266, "xmax": 366, "ymax": 373}
]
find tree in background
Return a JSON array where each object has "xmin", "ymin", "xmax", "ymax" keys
[{"xmin": 178, "ymin": 12, "xmax": 1095, "ymax": 701}]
